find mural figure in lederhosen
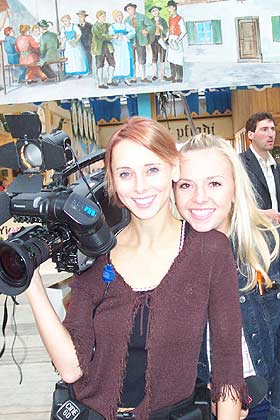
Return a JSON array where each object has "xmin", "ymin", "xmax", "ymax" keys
[
  {"xmin": 149, "ymin": 5, "xmax": 168, "ymax": 81},
  {"xmin": 91, "ymin": 10, "xmax": 117, "ymax": 89},
  {"xmin": 60, "ymin": 14, "xmax": 89, "ymax": 78},
  {"xmin": 109, "ymin": 10, "xmax": 135, "ymax": 86},
  {"xmin": 76, "ymin": 10, "xmax": 93, "ymax": 74},
  {"xmin": 124, "ymin": 2, "xmax": 153, "ymax": 83},
  {"xmin": 166, "ymin": 0, "xmax": 186, "ymax": 83},
  {"xmin": 38, "ymin": 20, "xmax": 59, "ymax": 80}
]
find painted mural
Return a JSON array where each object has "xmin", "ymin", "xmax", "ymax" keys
[{"xmin": 0, "ymin": 0, "xmax": 278, "ymax": 103}]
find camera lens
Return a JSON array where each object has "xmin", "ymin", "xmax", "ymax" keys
[
  {"xmin": 0, "ymin": 244, "xmax": 27, "ymax": 286},
  {"xmin": 0, "ymin": 232, "xmax": 54, "ymax": 296}
]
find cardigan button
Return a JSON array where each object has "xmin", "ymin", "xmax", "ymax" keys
[
  {"xmin": 276, "ymin": 292, "xmax": 280, "ymax": 299},
  {"xmin": 239, "ymin": 295, "xmax": 246, "ymax": 303}
]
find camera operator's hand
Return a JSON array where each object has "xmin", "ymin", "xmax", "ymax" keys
[
  {"xmin": 24, "ymin": 267, "xmax": 43, "ymax": 295},
  {"xmin": 30, "ymin": 267, "xmax": 41, "ymax": 281},
  {"xmin": 25, "ymin": 268, "xmax": 82, "ymax": 383}
]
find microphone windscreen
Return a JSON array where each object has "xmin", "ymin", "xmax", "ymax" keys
[
  {"xmin": 245, "ymin": 375, "xmax": 268, "ymax": 409},
  {"xmin": 0, "ymin": 192, "xmax": 12, "ymax": 225}
]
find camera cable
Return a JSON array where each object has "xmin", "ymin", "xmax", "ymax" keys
[
  {"xmin": 90, "ymin": 255, "xmax": 115, "ymax": 360},
  {"xmin": 68, "ymin": 145, "xmax": 100, "ymax": 204},
  {"xmin": 0, "ymin": 294, "xmax": 24, "ymax": 383},
  {"xmin": 92, "ymin": 255, "xmax": 115, "ymax": 319}
]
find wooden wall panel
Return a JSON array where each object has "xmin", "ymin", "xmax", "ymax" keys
[
  {"xmin": 267, "ymin": 89, "xmax": 280, "ymax": 115},
  {"xmin": 232, "ymin": 87, "xmax": 280, "ymax": 134}
]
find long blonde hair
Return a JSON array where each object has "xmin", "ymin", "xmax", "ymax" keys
[{"xmin": 179, "ymin": 133, "xmax": 279, "ymax": 291}]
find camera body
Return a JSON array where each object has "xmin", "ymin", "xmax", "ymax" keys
[{"xmin": 0, "ymin": 113, "xmax": 130, "ymax": 296}]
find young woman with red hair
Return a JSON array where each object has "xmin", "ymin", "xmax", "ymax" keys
[{"xmin": 25, "ymin": 117, "xmax": 247, "ymax": 420}]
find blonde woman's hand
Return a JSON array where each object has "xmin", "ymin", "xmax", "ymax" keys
[
  {"xmin": 240, "ymin": 408, "xmax": 249, "ymax": 419},
  {"xmin": 207, "ymin": 384, "xmax": 217, "ymax": 417},
  {"xmin": 259, "ymin": 208, "xmax": 280, "ymax": 224},
  {"xmin": 211, "ymin": 402, "xmax": 217, "ymax": 417}
]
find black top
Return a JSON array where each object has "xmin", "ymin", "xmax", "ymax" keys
[
  {"xmin": 120, "ymin": 223, "xmax": 190, "ymax": 407},
  {"xmin": 120, "ymin": 301, "xmax": 149, "ymax": 407}
]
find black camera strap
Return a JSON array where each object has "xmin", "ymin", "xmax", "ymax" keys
[
  {"xmin": 0, "ymin": 294, "xmax": 23, "ymax": 383},
  {"xmin": 0, "ymin": 295, "xmax": 8, "ymax": 359}
]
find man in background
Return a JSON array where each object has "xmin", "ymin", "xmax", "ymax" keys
[
  {"xmin": 149, "ymin": 5, "xmax": 168, "ymax": 81},
  {"xmin": 76, "ymin": 10, "xmax": 93, "ymax": 74},
  {"xmin": 240, "ymin": 112, "xmax": 280, "ymax": 222},
  {"xmin": 92, "ymin": 10, "xmax": 117, "ymax": 88},
  {"xmin": 38, "ymin": 19, "xmax": 59, "ymax": 80},
  {"xmin": 166, "ymin": 0, "xmax": 186, "ymax": 83},
  {"xmin": 124, "ymin": 2, "xmax": 153, "ymax": 83}
]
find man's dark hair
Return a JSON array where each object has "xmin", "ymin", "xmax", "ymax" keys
[{"xmin": 245, "ymin": 112, "xmax": 276, "ymax": 133}]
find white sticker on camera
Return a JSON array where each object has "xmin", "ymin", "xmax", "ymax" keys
[{"xmin": 56, "ymin": 400, "xmax": 81, "ymax": 420}]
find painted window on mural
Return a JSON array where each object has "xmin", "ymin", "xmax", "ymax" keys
[
  {"xmin": 186, "ymin": 20, "xmax": 222, "ymax": 44},
  {"xmin": 272, "ymin": 16, "xmax": 280, "ymax": 42}
]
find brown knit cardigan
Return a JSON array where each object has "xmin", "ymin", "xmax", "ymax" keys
[{"xmin": 63, "ymin": 227, "xmax": 247, "ymax": 420}]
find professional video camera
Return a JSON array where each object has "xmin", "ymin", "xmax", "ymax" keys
[{"xmin": 0, "ymin": 112, "xmax": 130, "ymax": 296}]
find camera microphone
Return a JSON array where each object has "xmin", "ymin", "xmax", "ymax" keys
[{"xmin": 0, "ymin": 192, "xmax": 12, "ymax": 225}]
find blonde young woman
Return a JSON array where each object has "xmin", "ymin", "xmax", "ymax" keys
[
  {"xmin": 174, "ymin": 134, "xmax": 280, "ymax": 420},
  {"xmin": 60, "ymin": 14, "xmax": 88, "ymax": 77},
  {"xmin": 109, "ymin": 10, "xmax": 135, "ymax": 86},
  {"xmin": 25, "ymin": 118, "xmax": 246, "ymax": 420}
]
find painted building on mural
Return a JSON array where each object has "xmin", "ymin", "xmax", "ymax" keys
[
  {"xmin": 179, "ymin": 0, "xmax": 280, "ymax": 63},
  {"xmin": 0, "ymin": 0, "xmax": 278, "ymax": 102}
]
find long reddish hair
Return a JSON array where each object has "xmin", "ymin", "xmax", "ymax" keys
[{"xmin": 105, "ymin": 116, "xmax": 178, "ymax": 206}]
